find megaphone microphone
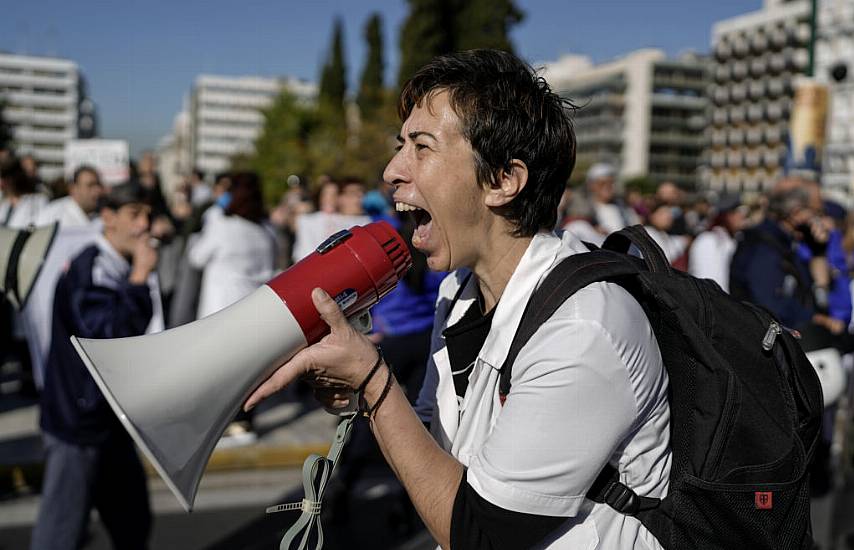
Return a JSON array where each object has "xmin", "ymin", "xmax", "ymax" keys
[{"xmin": 71, "ymin": 221, "xmax": 411, "ymax": 511}]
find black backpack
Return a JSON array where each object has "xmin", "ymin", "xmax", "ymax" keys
[{"xmin": 500, "ymin": 226, "xmax": 823, "ymax": 550}]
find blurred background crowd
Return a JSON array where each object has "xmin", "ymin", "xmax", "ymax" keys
[{"xmin": 3, "ymin": 0, "xmax": 854, "ymax": 547}]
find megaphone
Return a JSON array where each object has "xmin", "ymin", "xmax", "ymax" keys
[
  {"xmin": 0, "ymin": 223, "xmax": 59, "ymax": 310},
  {"xmin": 800, "ymin": 323, "xmax": 846, "ymax": 408},
  {"xmin": 71, "ymin": 221, "xmax": 411, "ymax": 511}
]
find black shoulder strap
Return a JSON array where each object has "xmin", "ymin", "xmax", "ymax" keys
[
  {"xmin": 498, "ymin": 248, "xmax": 641, "ymax": 397},
  {"xmin": 586, "ymin": 463, "xmax": 661, "ymax": 515},
  {"xmin": 601, "ymin": 225, "xmax": 671, "ymax": 274}
]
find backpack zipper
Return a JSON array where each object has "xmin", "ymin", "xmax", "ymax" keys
[{"xmin": 762, "ymin": 321, "xmax": 782, "ymax": 351}]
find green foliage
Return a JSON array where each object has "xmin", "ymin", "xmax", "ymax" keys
[
  {"xmin": 397, "ymin": 0, "xmax": 455, "ymax": 88},
  {"xmin": 396, "ymin": 0, "xmax": 524, "ymax": 87},
  {"xmin": 357, "ymin": 13, "xmax": 385, "ymax": 119},
  {"xmin": 318, "ymin": 18, "xmax": 347, "ymax": 127},
  {"xmin": 454, "ymin": 0, "xmax": 524, "ymax": 53},
  {"xmin": 243, "ymin": 91, "xmax": 320, "ymax": 204},
  {"xmin": 245, "ymin": 0, "xmax": 526, "ymax": 203},
  {"xmin": 345, "ymin": 90, "xmax": 400, "ymax": 184}
]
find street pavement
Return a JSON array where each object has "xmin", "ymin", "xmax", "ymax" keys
[
  {"xmin": 4, "ymin": 379, "xmax": 854, "ymax": 549},
  {"xmin": 0, "ymin": 385, "xmax": 433, "ymax": 550}
]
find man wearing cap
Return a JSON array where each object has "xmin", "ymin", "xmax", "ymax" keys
[
  {"xmin": 31, "ymin": 181, "xmax": 164, "ymax": 550},
  {"xmin": 585, "ymin": 162, "xmax": 640, "ymax": 236}
]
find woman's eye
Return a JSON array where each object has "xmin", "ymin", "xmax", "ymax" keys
[{"xmin": 415, "ymin": 143, "xmax": 428, "ymax": 151}]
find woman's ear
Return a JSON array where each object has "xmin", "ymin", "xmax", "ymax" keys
[{"xmin": 484, "ymin": 159, "xmax": 528, "ymax": 208}]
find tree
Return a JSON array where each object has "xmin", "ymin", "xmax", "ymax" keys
[
  {"xmin": 0, "ymin": 99, "xmax": 11, "ymax": 152},
  {"xmin": 345, "ymin": 90, "xmax": 400, "ymax": 183},
  {"xmin": 357, "ymin": 13, "xmax": 385, "ymax": 120},
  {"xmin": 454, "ymin": 0, "xmax": 524, "ymax": 53},
  {"xmin": 397, "ymin": 0, "xmax": 455, "ymax": 87},
  {"xmin": 318, "ymin": 18, "xmax": 348, "ymax": 125},
  {"xmin": 243, "ymin": 91, "xmax": 320, "ymax": 204}
]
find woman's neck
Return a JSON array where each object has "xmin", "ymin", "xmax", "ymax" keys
[{"xmin": 473, "ymin": 233, "xmax": 533, "ymax": 313}]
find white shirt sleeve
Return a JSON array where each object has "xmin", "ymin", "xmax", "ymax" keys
[
  {"xmin": 187, "ymin": 220, "xmax": 220, "ymax": 268},
  {"xmin": 467, "ymin": 304, "xmax": 647, "ymax": 516}
]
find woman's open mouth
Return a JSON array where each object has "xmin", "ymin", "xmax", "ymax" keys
[{"xmin": 396, "ymin": 202, "xmax": 433, "ymax": 248}]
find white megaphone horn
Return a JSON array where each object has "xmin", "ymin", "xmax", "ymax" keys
[
  {"xmin": 0, "ymin": 223, "xmax": 59, "ymax": 310},
  {"xmin": 71, "ymin": 221, "xmax": 411, "ymax": 512}
]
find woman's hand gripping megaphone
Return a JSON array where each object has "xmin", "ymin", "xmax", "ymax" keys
[{"xmin": 244, "ymin": 287, "xmax": 385, "ymax": 412}]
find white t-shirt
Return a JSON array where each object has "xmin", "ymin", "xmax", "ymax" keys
[
  {"xmin": 689, "ymin": 227, "xmax": 736, "ymax": 293},
  {"xmin": 292, "ymin": 211, "xmax": 371, "ymax": 262},
  {"xmin": 37, "ymin": 196, "xmax": 92, "ymax": 227},
  {"xmin": 417, "ymin": 231, "xmax": 670, "ymax": 549}
]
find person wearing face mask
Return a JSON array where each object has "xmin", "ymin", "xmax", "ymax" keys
[
  {"xmin": 31, "ymin": 181, "xmax": 162, "ymax": 550},
  {"xmin": 730, "ymin": 186, "xmax": 841, "ymax": 334}
]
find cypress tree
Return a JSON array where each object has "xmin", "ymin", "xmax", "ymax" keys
[
  {"xmin": 454, "ymin": 0, "xmax": 524, "ymax": 53},
  {"xmin": 318, "ymin": 17, "xmax": 347, "ymax": 124},
  {"xmin": 357, "ymin": 13, "xmax": 385, "ymax": 119},
  {"xmin": 397, "ymin": 0, "xmax": 455, "ymax": 88}
]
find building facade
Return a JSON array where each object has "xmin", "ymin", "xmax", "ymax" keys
[
  {"xmin": 189, "ymin": 74, "xmax": 316, "ymax": 176},
  {"xmin": 545, "ymin": 49, "xmax": 708, "ymax": 189},
  {"xmin": 0, "ymin": 53, "xmax": 96, "ymax": 181},
  {"xmin": 816, "ymin": 0, "xmax": 854, "ymax": 198},
  {"xmin": 706, "ymin": 0, "xmax": 812, "ymax": 192}
]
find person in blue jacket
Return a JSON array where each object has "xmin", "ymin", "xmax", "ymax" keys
[
  {"xmin": 31, "ymin": 180, "xmax": 163, "ymax": 550},
  {"xmin": 730, "ymin": 186, "xmax": 843, "ymax": 334}
]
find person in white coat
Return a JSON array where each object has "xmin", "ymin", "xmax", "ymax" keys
[
  {"xmin": 188, "ymin": 171, "xmax": 275, "ymax": 443},
  {"xmin": 0, "ymin": 157, "xmax": 48, "ymax": 229},
  {"xmin": 688, "ymin": 195, "xmax": 747, "ymax": 292},
  {"xmin": 37, "ymin": 166, "xmax": 104, "ymax": 228},
  {"xmin": 188, "ymin": 171, "xmax": 276, "ymax": 319}
]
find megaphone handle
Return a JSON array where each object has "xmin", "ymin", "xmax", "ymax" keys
[{"xmin": 270, "ymin": 413, "xmax": 357, "ymax": 550}]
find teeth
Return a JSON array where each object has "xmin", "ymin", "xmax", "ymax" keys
[{"xmin": 395, "ymin": 202, "xmax": 422, "ymax": 212}]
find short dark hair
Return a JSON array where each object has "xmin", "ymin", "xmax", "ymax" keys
[
  {"xmin": 767, "ymin": 187, "xmax": 811, "ymax": 221},
  {"xmin": 0, "ymin": 157, "xmax": 37, "ymax": 196},
  {"xmin": 398, "ymin": 49, "xmax": 577, "ymax": 237},
  {"xmin": 72, "ymin": 165, "xmax": 101, "ymax": 185},
  {"xmin": 226, "ymin": 171, "xmax": 266, "ymax": 224},
  {"xmin": 99, "ymin": 180, "xmax": 151, "ymax": 211}
]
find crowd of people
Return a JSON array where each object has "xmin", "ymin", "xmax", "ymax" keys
[{"xmin": 1, "ymin": 49, "xmax": 852, "ymax": 550}]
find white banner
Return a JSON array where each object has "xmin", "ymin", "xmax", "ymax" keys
[{"xmin": 64, "ymin": 139, "xmax": 130, "ymax": 186}]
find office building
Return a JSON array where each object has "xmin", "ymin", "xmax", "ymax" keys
[
  {"xmin": 707, "ymin": 0, "xmax": 812, "ymax": 192},
  {"xmin": 189, "ymin": 74, "xmax": 316, "ymax": 176},
  {"xmin": 545, "ymin": 49, "xmax": 708, "ymax": 188},
  {"xmin": 0, "ymin": 52, "xmax": 97, "ymax": 181}
]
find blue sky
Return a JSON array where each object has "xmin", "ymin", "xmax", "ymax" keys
[{"xmin": 1, "ymin": 0, "xmax": 761, "ymax": 156}]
